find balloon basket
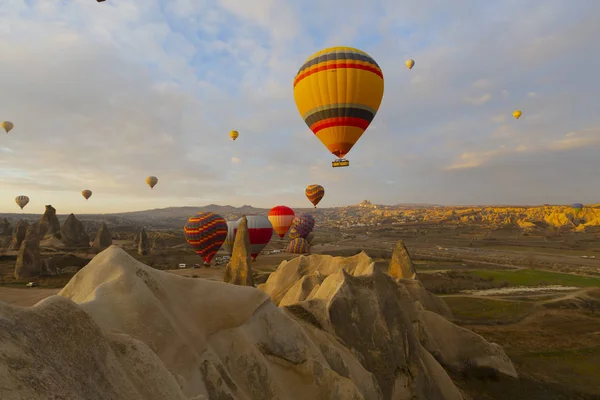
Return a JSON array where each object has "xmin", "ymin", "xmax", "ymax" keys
[{"xmin": 332, "ymin": 159, "xmax": 349, "ymax": 168}]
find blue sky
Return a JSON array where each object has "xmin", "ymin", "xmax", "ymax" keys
[{"xmin": 0, "ymin": 0, "xmax": 599, "ymax": 214}]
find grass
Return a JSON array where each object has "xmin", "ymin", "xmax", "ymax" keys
[
  {"xmin": 467, "ymin": 269, "xmax": 600, "ymax": 288},
  {"xmin": 444, "ymin": 296, "xmax": 536, "ymax": 323}
]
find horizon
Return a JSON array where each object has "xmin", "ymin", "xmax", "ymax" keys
[{"xmin": 1, "ymin": 1, "xmax": 599, "ymax": 213}]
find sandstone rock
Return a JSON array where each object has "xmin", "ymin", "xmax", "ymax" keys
[
  {"xmin": 92, "ymin": 222, "xmax": 113, "ymax": 252},
  {"xmin": 388, "ymin": 239, "xmax": 417, "ymax": 280},
  {"xmin": 137, "ymin": 228, "xmax": 151, "ymax": 256},
  {"xmin": 14, "ymin": 222, "xmax": 41, "ymax": 279},
  {"xmin": 41, "ymin": 253, "xmax": 90, "ymax": 276},
  {"xmin": 0, "ymin": 217, "xmax": 11, "ymax": 236},
  {"xmin": 0, "ymin": 296, "xmax": 191, "ymax": 400},
  {"xmin": 8, "ymin": 219, "xmax": 29, "ymax": 250},
  {"xmin": 39, "ymin": 205, "xmax": 61, "ymax": 239},
  {"xmin": 223, "ymin": 216, "xmax": 254, "ymax": 286},
  {"xmin": 60, "ymin": 213, "xmax": 90, "ymax": 247}
]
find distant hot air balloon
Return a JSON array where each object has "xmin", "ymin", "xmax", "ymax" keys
[
  {"xmin": 1, "ymin": 121, "xmax": 14, "ymax": 133},
  {"xmin": 572, "ymin": 203, "xmax": 583, "ymax": 212},
  {"xmin": 305, "ymin": 184, "xmax": 325, "ymax": 208},
  {"xmin": 268, "ymin": 205, "xmax": 295, "ymax": 239},
  {"xmin": 513, "ymin": 110, "xmax": 522, "ymax": 119},
  {"xmin": 222, "ymin": 220, "xmax": 238, "ymax": 255},
  {"xmin": 15, "ymin": 195, "xmax": 29, "ymax": 210},
  {"xmin": 146, "ymin": 176, "xmax": 158, "ymax": 189},
  {"xmin": 287, "ymin": 238, "xmax": 311, "ymax": 254},
  {"xmin": 235, "ymin": 216, "xmax": 273, "ymax": 260},
  {"xmin": 288, "ymin": 214, "xmax": 315, "ymax": 239},
  {"xmin": 230, "ymin": 130, "xmax": 239, "ymax": 141},
  {"xmin": 82, "ymin": 190, "xmax": 92, "ymax": 200},
  {"xmin": 405, "ymin": 59, "xmax": 415, "ymax": 70},
  {"xmin": 293, "ymin": 46, "xmax": 384, "ymax": 167},
  {"xmin": 184, "ymin": 212, "xmax": 228, "ymax": 265}
]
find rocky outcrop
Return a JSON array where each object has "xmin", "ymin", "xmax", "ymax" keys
[
  {"xmin": 223, "ymin": 216, "xmax": 254, "ymax": 286},
  {"xmin": 14, "ymin": 222, "xmax": 41, "ymax": 279},
  {"xmin": 39, "ymin": 205, "xmax": 61, "ymax": 239},
  {"xmin": 41, "ymin": 254, "xmax": 90, "ymax": 276},
  {"xmin": 8, "ymin": 219, "xmax": 28, "ymax": 250},
  {"xmin": 0, "ymin": 297, "xmax": 190, "ymax": 400},
  {"xmin": 92, "ymin": 222, "xmax": 112, "ymax": 252},
  {"xmin": 137, "ymin": 228, "xmax": 150, "ymax": 256},
  {"xmin": 388, "ymin": 239, "xmax": 417, "ymax": 280},
  {"xmin": 60, "ymin": 214, "xmax": 90, "ymax": 247},
  {"xmin": 0, "ymin": 217, "xmax": 11, "ymax": 236}
]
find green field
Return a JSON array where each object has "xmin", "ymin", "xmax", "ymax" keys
[
  {"xmin": 444, "ymin": 296, "xmax": 536, "ymax": 322},
  {"xmin": 467, "ymin": 269, "xmax": 600, "ymax": 288}
]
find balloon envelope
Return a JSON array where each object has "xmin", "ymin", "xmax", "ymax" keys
[
  {"xmin": 287, "ymin": 238, "xmax": 311, "ymax": 254},
  {"xmin": 230, "ymin": 130, "xmax": 239, "ymax": 140},
  {"xmin": 235, "ymin": 216, "xmax": 273, "ymax": 260},
  {"xmin": 268, "ymin": 205, "xmax": 295, "ymax": 238},
  {"xmin": 82, "ymin": 190, "xmax": 92, "ymax": 200},
  {"xmin": 15, "ymin": 195, "xmax": 29, "ymax": 210},
  {"xmin": 1, "ymin": 121, "xmax": 14, "ymax": 133},
  {"xmin": 305, "ymin": 184, "xmax": 325, "ymax": 208},
  {"xmin": 405, "ymin": 59, "xmax": 415, "ymax": 69},
  {"xmin": 146, "ymin": 176, "xmax": 158, "ymax": 189},
  {"xmin": 184, "ymin": 212, "xmax": 227, "ymax": 264},
  {"xmin": 513, "ymin": 110, "xmax": 522, "ymax": 119},
  {"xmin": 222, "ymin": 221, "xmax": 238, "ymax": 255},
  {"xmin": 288, "ymin": 214, "xmax": 315, "ymax": 239},
  {"xmin": 572, "ymin": 203, "xmax": 583, "ymax": 211},
  {"xmin": 293, "ymin": 46, "xmax": 384, "ymax": 159}
]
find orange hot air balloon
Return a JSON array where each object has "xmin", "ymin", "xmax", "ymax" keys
[
  {"xmin": 293, "ymin": 46, "xmax": 384, "ymax": 167},
  {"xmin": 268, "ymin": 205, "xmax": 295, "ymax": 239},
  {"xmin": 184, "ymin": 212, "xmax": 228, "ymax": 265},
  {"xmin": 305, "ymin": 184, "xmax": 325, "ymax": 208},
  {"xmin": 82, "ymin": 190, "xmax": 92, "ymax": 200}
]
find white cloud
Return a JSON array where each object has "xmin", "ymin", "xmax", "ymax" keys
[
  {"xmin": 231, "ymin": 157, "xmax": 241, "ymax": 163},
  {"xmin": 463, "ymin": 93, "xmax": 492, "ymax": 106}
]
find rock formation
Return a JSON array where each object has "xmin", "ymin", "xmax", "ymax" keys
[
  {"xmin": 92, "ymin": 222, "xmax": 113, "ymax": 252},
  {"xmin": 388, "ymin": 239, "xmax": 417, "ymax": 280},
  {"xmin": 60, "ymin": 214, "xmax": 90, "ymax": 247},
  {"xmin": 14, "ymin": 222, "xmax": 41, "ymax": 279},
  {"xmin": 137, "ymin": 228, "xmax": 151, "ymax": 256},
  {"xmin": 39, "ymin": 205, "xmax": 61, "ymax": 239},
  {"xmin": 9, "ymin": 219, "xmax": 29, "ymax": 250},
  {"xmin": 0, "ymin": 217, "xmax": 11, "ymax": 236},
  {"xmin": 223, "ymin": 216, "xmax": 254, "ymax": 286}
]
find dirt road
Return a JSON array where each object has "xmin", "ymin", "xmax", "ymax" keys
[{"xmin": 0, "ymin": 287, "xmax": 61, "ymax": 307}]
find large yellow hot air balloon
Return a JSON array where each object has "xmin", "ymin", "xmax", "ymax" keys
[
  {"xmin": 146, "ymin": 176, "xmax": 158, "ymax": 189},
  {"xmin": 513, "ymin": 110, "xmax": 522, "ymax": 119},
  {"xmin": 1, "ymin": 121, "xmax": 14, "ymax": 133},
  {"xmin": 293, "ymin": 46, "xmax": 384, "ymax": 167},
  {"xmin": 229, "ymin": 130, "xmax": 239, "ymax": 141},
  {"xmin": 405, "ymin": 59, "xmax": 415, "ymax": 70},
  {"xmin": 82, "ymin": 190, "xmax": 92, "ymax": 200}
]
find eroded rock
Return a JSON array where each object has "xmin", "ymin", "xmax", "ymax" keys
[{"xmin": 223, "ymin": 216, "xmax": 254, "ymax": 286}]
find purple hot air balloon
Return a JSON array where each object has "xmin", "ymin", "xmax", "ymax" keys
[{"xmin": 288, "ymin": 214, "xmax": 315, "ymax": 239}]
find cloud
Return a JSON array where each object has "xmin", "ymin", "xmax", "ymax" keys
[
  {"xmin": 1, "ymin": 0, "xmax": 600, "ymax": 212},
  {"xmin": 231, "ymin": 157, "xmax": 241, "ymax": 163}
]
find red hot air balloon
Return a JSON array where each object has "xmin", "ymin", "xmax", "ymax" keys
[
  {"xmin": 235, "ymin": 215, "xmax": 273, "ymax": 260},
  {"xmin": 268, "ymin": 205, "xmax": 295, "ymax": 239},
  {"xmin": 184, "ymin": 212, "xmax": 228, "ymax": 265}
]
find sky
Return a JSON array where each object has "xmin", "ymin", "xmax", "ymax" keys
[{"xmin": 0, "ymin": 0, "xmax": 599, "ymax": 214}]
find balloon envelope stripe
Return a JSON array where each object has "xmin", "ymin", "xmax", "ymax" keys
[
  {"xmin": 296, "ymin": 51, "xmax": 381, "ymax": 75},
  {"xmin": 305, "ymin": 108, "xmax": 374, "ymax": 128},
  {"xmin": 310, "ymin": 117, "xmax": 371, "ymax": 134},
  {"xmin": 294, "ymin": 62, "xmax": 383, "ymax": 87}
]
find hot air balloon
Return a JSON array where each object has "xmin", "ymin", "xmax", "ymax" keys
[
  {"xmin": 81, "ymin": 190, "xmax": 92, "ymax": 200},
  {"xmin": 572, "ymin": 203, "xmax": 583, "ymax": 212},
  {"xmin": 513, "ymin": 110, "xmax": 522, "ymax": 119},
  {"xmin": 288, "ymin": 214, "xmax": 315, "ymax": 239},
  {"xmin": 1, "ymin": 121, "xmax": 14, "ymax": 133},
  {"xmin": 293, "ymin": 46, "xmax": 384, "ymax": 168},
  {"xmin": 305, "ymin": 184, "xmax": 325, "ymax": 208},
  {"xmin": 268, "ymin": 205, "xmax": 295, "ymax": 239},
  {"xmin": 184, "ymin": 212, "xmax": 228, "ymax": 265},
  {"xmin": 230, "ymin": 130, "xmax": 239, "ymax": 141},
  {"xmin": 146, "ymin": 176, "xmax": 158, "ymax": 189},
  {"xmin": 222, "ymin": 220, "xmax": 238, "ymax": 255},
  {"xmin": 15, "ymin": 195, "xmax": 29, "ymax": 210},
  {"xmin": 287, "ymin": 238, "xmax": 311, "ymax": 254},
  {"xmin": 235, "ymin": 216, "xmax": 273, "ymax": 260},
  {"xmin": 405, "ymin": 59, "xmax": 415, "ymax": 70}
]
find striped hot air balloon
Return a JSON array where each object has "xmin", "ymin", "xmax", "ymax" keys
[
  {"xmin": 15, "ymin": 195, "xmax": 29, "ymax": 210},
  {"xmin": 305, "ymin": 184, "xmax": 325, "ymax": 208},
  {"xmin": 288, "ymin": 214, "xmax": 315, "ymax": 239},
  {"xmin": 268, "ymin": 205, "xmax": 295, "ymax": 239},
  {"xmin": 184, "ymin": 212, "xmax": 228, "ymax": 265},
  {"xmin": 235, "ymin": 216, "xmax": 273, "ymax": 260},
  {"xmin": 287, "ymin": 237, "xmax": 311, "ymax": 254},
  {"xmin": 293, "ymin": 46, "xmax": 384, "ymax": 167},
  {"xmin": 222, "ymin": 220, "xmax": 238, "ymax": 255}
]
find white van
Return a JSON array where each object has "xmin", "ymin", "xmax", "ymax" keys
[{"xmin": 178, "ymin": 263, "xmax": 187, "ymax": 268}]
